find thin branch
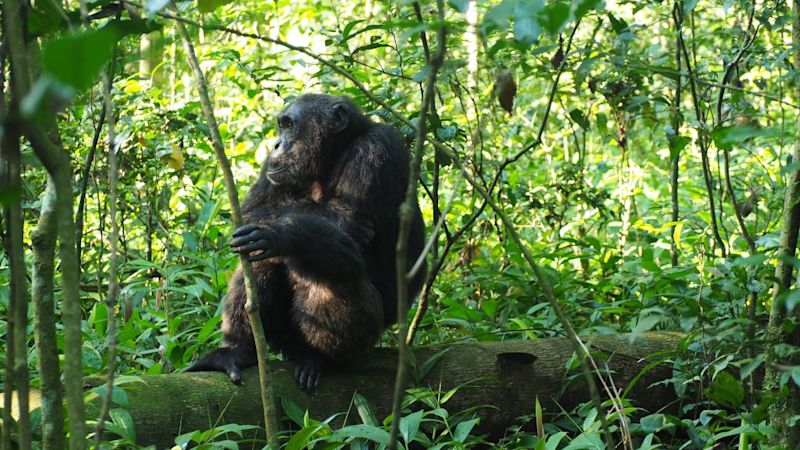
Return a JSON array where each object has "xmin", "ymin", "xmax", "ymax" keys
[
  {"xmin": 93, "ymin": 49, "xmax": 120, "ymax": 448},
  {"xmin": 407, "ymin": 17, "xmax": 586, "ymax": 344},
  {"xmin": 76, "ymin": 103, "xmax": 106, "ymax": 264},
  {"xmin": 670, "ymin": 1, "xmax": 683, "ymax": 268},
  {"xmin": 170, "ymin": 4, "xmax": 280, "ymax": 446},
  {"xmin": 675, "ymin": 6, "xmax": 727, "ymax": 257},
  {"xmin": 388, "ymin": 1, "xmax": 446, "ymax": 448}
]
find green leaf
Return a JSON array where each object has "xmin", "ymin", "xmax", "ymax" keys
[
  {"xmin": 198, "ymin": 0, "xmax": 231, "ymax": 13},
  {"xmin": 712, "ymin": 125, "xmax": 781, "ymax": 150},
  {"xmin": 607, "ymin": 13, "xmax": 629, "ymax": 34},
  {"xmin": 89, "ymin": 301, "xmax": 108, "ymax": 338},
  {"xmin": 342, "ymin": 20, "xmax": 366, "ymax": 39},
  {"xmin": 448, "ymin": 0, "xmax": 470, "ymax": 13},
  {"xmin": 330, "ymin": 424, "xmax": 389, "ymax": 445},
  {"xmin": 418, "ymin": 348, "xmax": 450, "ymax": 380},
  {"xmin": 197, "ymin": 315, "xmax": 221, "ymax": 343},
  {"xmin": 399, "ymin": 410, "xmax": 423, "ymax": 446},
  {"xmin": 706, "ymin": 371, "xmax": 745, "ymax": 409},
  {"xmin": 352, "ymin": 42, "xmax": 389, "ymax": 55},
  {"xmin": 639, "ymin": 413, "xmax": 665, "ymax": 433},
  {"xmin": 596, "ymin": 112, "xmax": 608, "ymax": 134},
  {"xmin": 454, "ymin": 418, "xmax": 480, "ymax": 443},
  {"xmin": 569, "ymin": 108, "xmax": 590, "ymax": 130},
  {"xmin": 668, "ymin": 135, "xmax": 690, "ymax": 159},
  {"xmin": 42, "ymin": 26, "xmax": 120, "ymax": 92},
  {"xmin": 538, "ymin": 2, "xmax": 570, "ymax": 35},
  {"xmin": 514, "ymin": 13, "xmax": 541, "ymax": 44},
  {"xmin": 740, "ymin": 354, "xmax": 765, "ymax": 380},
  {"xmin": 111, "ymin": 19, "xmax": 162, "ymax": 37},
  {"xmin": 563, "ymin": 431, "xmax": 604, "ymax": 450},
  {"xmin": 630, "ymin": 312, "xmax": 664, "ymax": 339},
  {"xmin": 28, "ymin": 0, "xmax": 69, "ymax": 35},
  {"xmin": 353, "ymin": 392, "xmax": 379, "ymax": 426},
  {"xmin": 546, "ymin": 432, "xmax": 567, "ymax": 450},
  {"xmin": 280, "ymin": 397, "xmax": 306, "ymax": 426},
  {"xmin": 574, "ymin": 0, "xmax": 602, "ymax": 19},
  {"xmin": 785, "ymin": 289, "xmax": 800, "ymax": 313},
  {"xmin": 0, "ymin": 186, "xmax": 22, "ymax": 206},
  {"xmin": 286, "ymin": 423, "xmax": 325, "ymax": 450},
  {"xmin": 109, "ymin": 408, "xmax": 136, "ymax": 439}
]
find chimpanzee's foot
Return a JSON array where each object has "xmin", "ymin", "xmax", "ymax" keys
[
  {"xmin": 294, "ymin": 354, "xmax": 323, "ymax": 391},
  {"xmin": 185, "ymin": 347, "xmax": 256, "ymax": 384}
]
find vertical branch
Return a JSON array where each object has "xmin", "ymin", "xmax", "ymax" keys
[
  {"xmin": 75, "ymin": 104, "xmax": 106, "ymax": 264},
  {"xmin": 31, "ymin": 180, "xmax": 65, "ymax": 450},
  {"xmin": 406, "ymin": 19, "xmax": 584, "ymax": 344},
  {"xmin": 447, "ymin": 152, "xmax": 616, "ymax": 448},
  {"xmin": 2, "ymin": 7, "xmax": 31, "ymax": 450},
  {"xmin": 764, "ymin": 1, "xmax": 800, "ymax": 447},
  {"xmin": 0, "ymin": 208, "xmax": 14, "ymax": 450},
  {"xmin": 388, "ymin": 2, "xmax": 446, "ymax": 449},
  {"xmin": 0, "ymin": 21, "xmax": 17, "ymax": 450},
  {"xmin": 5, "ymin": 0, "xmax": 86, "ymax": 441},
  {"xmin": 22, "ymin": 127, "xmax": 86, "ymax": 450},
  {"xmin": 716, "ymin": 0, "xmax": 758, "ymax": 254},
  {"xmin": 676, "ymin": 12, "xmax": 727, "ymax": 257},
  {"xmin": 93, "ymin": 53, "xmax": 120, "ymax": 447},
  {"xmin": 670, "ymin": 1, "xmax": 683, "ymax": 267},
  {"xmin": 170, "ymin": 6, "xmax": 280, "ymax": 447},
  {"xmin": 1, "ymin": 128, "xmax": 27, "ymax": 450}
]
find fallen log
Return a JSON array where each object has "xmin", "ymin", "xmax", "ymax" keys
[{"xmin": 24, "ymin": 332, "xmax": 684, "ymax": 447}]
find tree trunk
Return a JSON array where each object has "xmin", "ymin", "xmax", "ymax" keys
[
  {"xmin": 764, "ymin": 1, "xmax": 800, "ymax": 448},
  {"xmin": 2, "ymin": 332, "xmax": 683, "ymax": 448},
  {"xmin": 30, "ymin": 180, "xmax": 65, "ymax": 450}
]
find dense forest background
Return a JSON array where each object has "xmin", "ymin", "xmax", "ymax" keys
[{"xmin": 3, "ymin": 0, "xmax": 800, "ymax": 448}]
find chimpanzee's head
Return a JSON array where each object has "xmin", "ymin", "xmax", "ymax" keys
[{"xmin": 266, "ymin": 94, "xmax": 369, "ymax": 188}]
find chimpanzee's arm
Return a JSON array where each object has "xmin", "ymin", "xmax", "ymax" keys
[{"xmin": 230, "ymin": 207, "xmax": 367, "ymax": 281}]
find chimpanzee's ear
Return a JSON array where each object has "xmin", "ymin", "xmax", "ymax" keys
[{"xmin": 331, "ymin": 102, "xmax": 350, "ymax": 134}]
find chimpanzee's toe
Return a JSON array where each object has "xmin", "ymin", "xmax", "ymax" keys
[{"xmin": 294, "ymin": 356, "xmax": 322, "ymax": 391}]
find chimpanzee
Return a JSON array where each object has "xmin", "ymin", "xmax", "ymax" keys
[{"xmin": 186, "ymin": 94, "xmax": 426, "ymax": 390}]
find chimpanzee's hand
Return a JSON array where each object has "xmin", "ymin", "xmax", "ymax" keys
[{"xmin": 230, "ymin": 223, "xmax": 279, "ymax": 261}]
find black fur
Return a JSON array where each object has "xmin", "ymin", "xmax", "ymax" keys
[{"xmin": 186, "ymin": 94, "xmax": 426, "ymax": 389}]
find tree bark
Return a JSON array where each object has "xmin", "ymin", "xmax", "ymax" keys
[
  {"xmin": 0, "ymin": 124, "xmax": 26, "ymax": 450},
  {"xmin": 3, "ymin": 0, "xmax": 86, "ymax": 446},
  {"xmin": 764, "ymin": 1, "xmax": 800, "ymax": 447},
  {"xmin": 30, "ymin": 180, "xmax": 65, "ymax": 450},
  {"xmin": 0, "ymin": 333, "xmax": 684, "ymax": 448}
]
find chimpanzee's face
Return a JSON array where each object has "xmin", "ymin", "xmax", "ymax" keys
[
  {"xmin": 267, "ymin": 101, "xmax": 317, "ymax": 187},
  {"xmin": 267, "ymin": 96, "xmax": 350, "ymax": 188}
]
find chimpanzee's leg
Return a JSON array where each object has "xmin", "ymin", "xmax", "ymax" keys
[
  {"xmin": 287, "ymin": 275, "xmax": 383, "ymax": 390},
  {"xmin": 186, "ymin": 261, "xmax": 292, "ymax": 384}
]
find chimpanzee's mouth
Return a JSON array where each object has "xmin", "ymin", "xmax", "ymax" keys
[{"xmin": 266, "ymin": 167, "xmax": 287, "ymax": 184}]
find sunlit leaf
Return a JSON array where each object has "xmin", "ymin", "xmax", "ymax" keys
[{"xmin": 198, "ymin": 0, "xmax": 231, "ymax": 13}]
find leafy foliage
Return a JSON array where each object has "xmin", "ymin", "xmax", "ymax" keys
[{"xmin": 3, "ymin": 0, "xmax": 800, "ymax": 448}]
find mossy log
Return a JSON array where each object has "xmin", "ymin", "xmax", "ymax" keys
[{"xmin": 21, "ymin": 332, "xmax": 684, "ymax": 447}]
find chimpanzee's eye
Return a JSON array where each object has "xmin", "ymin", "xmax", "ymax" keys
[{"xmin": 278, "ymin": 116, "xmax": 294, "ymax": 130}]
